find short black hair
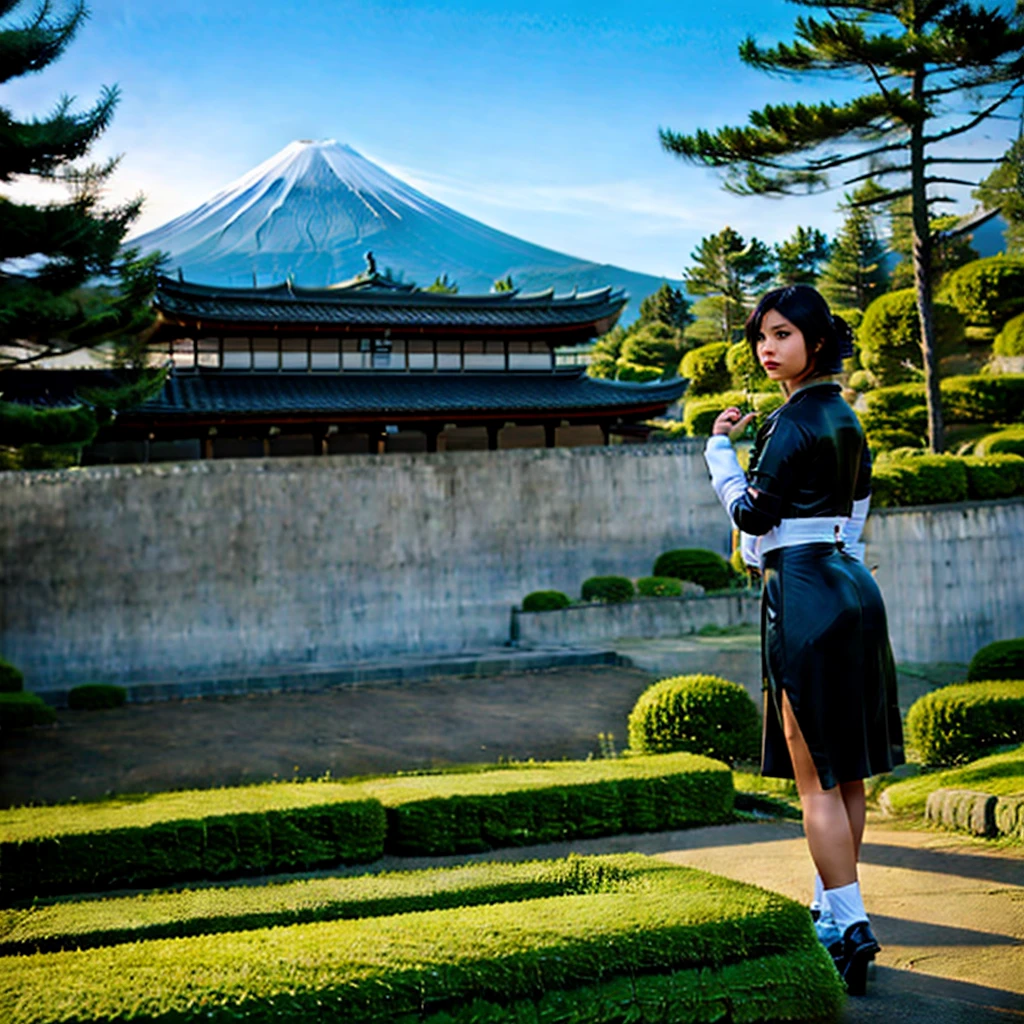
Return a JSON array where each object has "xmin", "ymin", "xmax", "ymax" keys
[{"xmin": 745, "ymin": 285, "xmax": 853, "ymax": 376}]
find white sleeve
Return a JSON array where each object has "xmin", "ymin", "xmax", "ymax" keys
[
  {"xmin": 739, "ymin": 530, "xmax": 762, "ymax": 569},
  {"xmin": 703, "ymin": 435, "xmax": 747, "ymax": 519},
  {"xmin": 841, "ymin": 495, "xmax": 870, "ymax": 563}
]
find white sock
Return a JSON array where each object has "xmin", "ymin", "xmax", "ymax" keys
[
  {"xmin": 811, "ymin": 873, "xmax": 826, "ymax": 912},
  {"xmin": 825, "ymin": 881, "xmax": 868, "ymax": 933}
]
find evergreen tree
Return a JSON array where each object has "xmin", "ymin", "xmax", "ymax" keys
[
  {"xmin": 0, "ymin": 0, "xmax": 161, "ymax": 371},
  {"xmin": 888, "ymin": 197, "xmax": 978, "ymax": 289},
  {"xmin": 774, "ymin": 225, "xmax": 830, "ymax": 287},
  {"xmin": 817, "ymin": 181, "xmax": 889, "ymax": 311},
  {"xmin": 637, "ymin": 282, "xmax": 693, "ymax": 331},
  {"xmin": 973, "ymin": 136, "xmax": 1024, "ymax": 253},
  {"xmin": 660, "ymin": 0, "xmax": 1024, "ymax": 452},
  {"xmin": 684, "ymin": 226, "xmax": 774, "ymax": 342}
]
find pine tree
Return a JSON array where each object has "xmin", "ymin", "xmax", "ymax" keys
[
  {"xmin": 774, "ymin": 225, "xmax": 830, "ymax": 287},
  {"xmin": 660, "ymin": 0, "xmax": 1024, "ymax": 452},
  {"xmin": 0, "ymin": 0, "xmax": 161, "ymax": 371},
  {"xmin": 973, "ymin": 135, "xmax": 1024, "ymax": 253},
  {"xmin": 817, "ymin": 181, "xmax": 889, "ymax": 311},
  {"xmin": 684, "ymin": 226, "xmax": 774, "ymax": 342},
  {"xmin": 637, "ymin": 283, "xmax": 693, "ymax": 331}
]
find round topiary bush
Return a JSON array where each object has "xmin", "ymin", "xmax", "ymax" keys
[
  {"xmin": 679, "ymin": 342, "xmax": 731, "ymax": 396},
  {"xmin": 725, "ymin": 340, "xmax": 767, "ymax": 391},
  {"xmin": 627, "ymin": 674, "xmax": 760, "ymax": 764},
  {"xmin": 68, "ymin": 683, "xmax": 128, "ymax": 710},
  {"xmin": 994, "ymin": 310, "xmax": 1024, "ymax": 358},
  {"xmin": 0, "ymin": 657, "xmax": 24, "ymax": 693},
  {"xmin": 636, "ymin": 576, "xmax": 684, "ymax": 598},
  {"xmin": 581, "ymin": 576, "xmax": 635, "ymax": 604},
  {"xmin": 653, "ymin": 549, "xmax": 732, "ymax": 591},
  {"xmin": 522, "ymin": 590, "xmax": 572, "ymax": 612},
  {"xmin": 859, "ymin": 289, "xmax": 964, "ymax": 385},
  {"xmin": 945, "ymin": 256, "xmax": 1024, "ymax": 328},
  {"xmin": 848, "ymin": 369, "xmax": 874, "ymax": 393},
  {"xmin": 968, "ymin": 638, "xmax": 1024, "ymax": 682},
  {"xmin": 0, "ymin": 692, "xmax": 56, "ymax": 729}
]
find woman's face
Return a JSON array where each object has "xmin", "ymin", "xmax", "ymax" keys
[{"xmin": 755, "ymin": 308, "xmax": 818, "ymax": 389}]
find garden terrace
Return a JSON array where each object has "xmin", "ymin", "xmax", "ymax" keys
[{"xmin": 0, "ymin": 854, "xmax": 845, "ymax": 1024}]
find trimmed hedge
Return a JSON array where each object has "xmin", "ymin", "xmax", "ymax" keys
[
  {"xmin": 941, "ymin": 374, "xmax": 1024, "ymax": 424},
  {"xmin": 653, "ymin": 547, "xmax": 732, "ymax": 591},
  {"xmin": 880, "ymin": 744, "xmax": 1024, "ymax": 819},
  {"xmin": 521, "ymin": 590, "xmax": 571, "ymax": 612},
  {"xmin": 0, "ymin": 657, "xmax": 23, "ymax": 693},
  {"xmin": 0, "ymin": 784, "xmax": 388, "ymax": 903},
  {"xmin": 725, "ymin": 340, "xmax": 767, "ymax": 391},
  {"xmin": 945, "ymin": 256, "xmax": 1024, "ymax": 327},
  {"xmin": 0, "ymin": 855, "xmax": 642, "ymax": 956},
  {"xmin": 968, "ymin": 637, "xmax": 1024, "ymax": 682},
  {"xmin": 962, "ymin": 454, "xmax": 1024, "ymax": 500},
  {"xmin": 0, "ymin": 692, "xmax": 56, "ymax": 730},
  {"xmin": 905, "ymin": 679, "xmax": 1024, "ymax": 767},
  {"xmin": 628, "ymin": 674, "xmax": 761, "ymax": 765},
  {"xmin": 975, "ymin": 426, "xmax": 1024, "ymax": 457},
  {"xmin": 0, "ymin": 855, "xmax": 845, "ymax": 1024},
  {"xmin": 679, "ymin": 341, "xmax": 730, "ymax": 395},
  {"xmin": 636, "ymin": 575, "xmax": 683, "ymax": 598},
  {"xmin": 871, "ymin": 453, "xmax": 969, "ymax": 507},
  {"xmin": 995, "ymin": 310, "xmax": 1024, "ymax": 357},
  {"xmin": 68, "ymin": 684, "xmax": 127, "ymax": 710},
  {"xmin": 361, "ymin": 753, "xmax": 734, "ymax": 857},
  {"xmin": 580, "ymin": 575, "xmax": 634, "ymax": 603},
  {"xmin": 683, "ymin": 389, "xmax": 784, "ymax": 436},
  {"xmin": 0, "ymin": 754, "xmax": 733, "ymax": 901}
]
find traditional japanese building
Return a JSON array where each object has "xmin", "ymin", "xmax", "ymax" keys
[{"xmin": 4, "ymin": 267, "xmax": 688, "ymax": 463}]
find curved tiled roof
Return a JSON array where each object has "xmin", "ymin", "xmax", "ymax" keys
[
  {"xmin": 155, "ymin": 276, "xmax": 629, "ymax": 332},
  {"xmin": 132, "ymin": 370, "xmax": 686, "ymax": 419}
]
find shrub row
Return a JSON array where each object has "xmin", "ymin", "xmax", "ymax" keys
[
  {"xmin": 870, "ymin": 451, "xmax": 1024, "ymax": 506},
  {"xmin": 521, "ymin": 549, "xmax": 738, "ymax": 611},
  {"xmin": 0, "ymin": 855, "xmax": 844, "ymax": 1024},
  {"xmin": 360, "ymin": 753, "xmax": 734, "ymax": 857},
  {"xmin": 857, "ymin": 375, "xmax": 1024, "ymax": 435},
  {"xmin": 905, "ymin": 680, "xmax": 1024, "ymax": 767},
  {"xmin": 1, "ymin": 797, "xmax": 386, "ymax": 905},
  {"xmin": 0, "ymin": 754, "xmax": 733, "ymax": 902},
  {"xmin": 0, "ymin": 855, "xmax": 637, "ymax": 956}
]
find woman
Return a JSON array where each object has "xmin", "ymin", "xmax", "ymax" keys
[{"xmin": 703, "ymin": 284, "xmax": 904, "ymax": 996}]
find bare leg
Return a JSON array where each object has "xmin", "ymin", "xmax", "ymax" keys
[
  {"xmin": 839, "ymin": 780, "xmax": 866, "ymax": 862},
  {"xmin": 780, "ymin": 689, "xmax": 858, "ymax": 889}
]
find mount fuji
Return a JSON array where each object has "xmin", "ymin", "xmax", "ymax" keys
[{"xmin": 129, "ymin": 140, "xmax": 678, "ymax": 324}]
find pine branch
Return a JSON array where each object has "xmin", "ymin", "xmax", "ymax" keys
[
  {"xmin": 0, "ymin": 0, "xmax": 87, "ymax": 86},
  {"xmin": 925, "ymin": 81, "xmax": 1024, "ymax": 143}
]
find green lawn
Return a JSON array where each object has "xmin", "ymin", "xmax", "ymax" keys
[{"xmin": 881, "ymin": 744, "xmax": 1024, "ymax": 816}]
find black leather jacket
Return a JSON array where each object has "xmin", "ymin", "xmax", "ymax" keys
[{"xmin": 732, "ymin": 382, "xmax": 871, "ymax": 537}]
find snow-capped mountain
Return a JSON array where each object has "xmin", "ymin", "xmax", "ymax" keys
[{"xmin": 128, "ymin": 140, "xmax": 679, "ymax": 323}]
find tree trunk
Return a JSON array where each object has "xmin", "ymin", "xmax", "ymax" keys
[{"xmin": 910, "ymin": 72, "xmax": 944, "ymax": 453}]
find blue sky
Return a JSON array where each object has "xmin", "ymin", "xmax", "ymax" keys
[{"xmin": 3, "ymin": 0, "xmax": 1018, "ymax": 279}]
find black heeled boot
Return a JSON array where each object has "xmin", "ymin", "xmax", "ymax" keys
[{"xmin": 832, "ymin": 921, "xmax": 881, "ymax": 996}]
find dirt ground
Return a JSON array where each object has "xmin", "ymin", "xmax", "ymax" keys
[{"xmin": 0, "ymin": 665, "xmax": 657, "ymax": 807}]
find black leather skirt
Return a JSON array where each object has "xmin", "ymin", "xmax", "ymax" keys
[{"xmin": 761, "ymin": 542, "xmax": 905, "ymax": 789}]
